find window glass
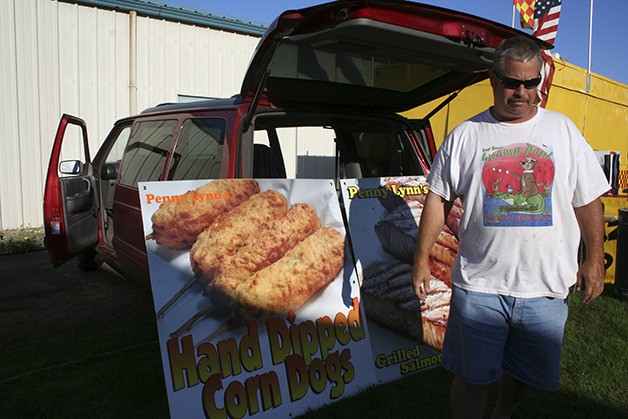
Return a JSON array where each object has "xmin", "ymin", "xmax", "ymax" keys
[
  {"xmin": 118, "ymin": 120, "xmax": 177, "ymax": 188},
  {"xmin": 269, "ymin": 42, "xmax": 447, "ymax": 93},
  {"xmin": 58, "ymin": 123, "xmax": 87, "ymax": 177},
  {"xmin": 352, "ymin": 131, "xmax": 413, "ymax": 177},
  {"xmin": 105, "ymin": 126, "xmax": 131, "ymax": 164},
  {"xmin": 170, "ymin": 118, "xmax": 225, "ymax": 180},
  {"xmin": 254, "ymin": 124, "xmax": 422, "ymax": 179}
]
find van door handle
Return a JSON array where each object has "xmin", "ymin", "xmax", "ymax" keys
[{"xmin": 82, "ymin": 178, "xmax": 92, "ymax": 194}]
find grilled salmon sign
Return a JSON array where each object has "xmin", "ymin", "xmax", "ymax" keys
[
  {"xmin": 341, "ymin": 177, "xmax": 461, "ymax": 384},
  {"xmin": 139, "ymin": 177, "xmax": 458, "ymax": 417}
]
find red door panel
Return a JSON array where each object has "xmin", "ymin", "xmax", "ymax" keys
[{"xmin": 43, "ymin": 114, "xmax": 98, "ymax": 267}]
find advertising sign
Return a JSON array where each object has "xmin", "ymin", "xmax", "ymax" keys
[
  {"xmin": 340, "ymin": 177, "xmax": 459, "ymax": 384},
  {"xmin": 139, "ymin": 179, "xmax": 376, "ymax": 418}
]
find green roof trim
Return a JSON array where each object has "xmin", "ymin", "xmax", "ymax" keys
[{"xmin": 61, "ymin": 0, "xmax": 269, "ymax": 36}]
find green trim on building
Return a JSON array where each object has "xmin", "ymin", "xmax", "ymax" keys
[{"xmin": 60, "ymin": 0, "xmax": 268, "ymax": 36}]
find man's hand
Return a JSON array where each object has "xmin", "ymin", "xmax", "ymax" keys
[
  {"xmin": 411, "ymin": 191, "xmax": 452, "ymax": 301},
  {"xmin": 412, "ymin": 261, "xmax": 431, "ymax": 300},
  {"xmin": 573, "ymin": 198, "xmax": 606, "ymax": 305},
  {"xmin": 576, "ymin": 257, "xmax": 605, "ymax": 304}
]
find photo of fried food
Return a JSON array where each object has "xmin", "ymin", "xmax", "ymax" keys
[
  {"xmin": 190, "ymin": 189, "xmax": 289, "ymax": 280},
  {"xmin": 148, "ymin": 180, "xmax": 347, "ymax": 338},
  {"xmin": 169, "ymin": 211, "xmax": 344, "ymax": 337},
  {"xmin": 149, "ymin": 179, "xmax": 260, "ymax": 249},
  {"xmin": 230, "ymin": 227, "xmax": 345, "ymax": 319},
  {"xmin": 207, "ymin": 203, "xmax": 321, "ymax": 303}
]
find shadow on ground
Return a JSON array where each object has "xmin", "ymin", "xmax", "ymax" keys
[{"xmin": 0, "ymin": 250, "xmax": 169, "ymax": 418}]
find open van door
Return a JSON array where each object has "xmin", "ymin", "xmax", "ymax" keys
[
  {"xmin": 241, "ymin": 0, "xmax": 552, "ymax": 113},
  {"xmin": 43, "ymin": 114, "xmax": 98, "ymax": 267},
  {"xmin": 236, "ymin": 0, "xmax": 552, "ymax": 183}
]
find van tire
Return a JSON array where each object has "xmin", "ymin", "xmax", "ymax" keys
[{"xmin": 77, "ymin": 248, "xmax": 103, "ymax": 272}]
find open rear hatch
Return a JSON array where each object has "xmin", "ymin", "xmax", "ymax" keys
[{"xmin": 241, "ymin": 0, "xmax": 551, "ymax": 113}]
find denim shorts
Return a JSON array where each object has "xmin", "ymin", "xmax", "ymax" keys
[{"xmin": 441, "ymin": 286, "xmax": 569, "ymax": 390}]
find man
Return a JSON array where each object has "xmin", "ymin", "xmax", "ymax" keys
[{"xmin": 412, "ymin": 36, "xmax": 609, "ymax": 419}]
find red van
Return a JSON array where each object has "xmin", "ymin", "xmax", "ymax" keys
[{"xmin": 43, "ymin": 0, "xmax": 547, "ymax": 285}]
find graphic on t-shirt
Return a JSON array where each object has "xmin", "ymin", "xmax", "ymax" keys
[{"xmin": 482, "ymin": 142, "xmax": 554, "ymax": 226}]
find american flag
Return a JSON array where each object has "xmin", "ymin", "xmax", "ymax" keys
[
  {"xmin": 533, "ymin": 0, "xmax": 562, "ymax": 107},
  {"xmin": 533, "ymin": 0, "xmax": 562, "ymax": 44}
]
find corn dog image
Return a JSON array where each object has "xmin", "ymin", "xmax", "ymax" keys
[
  {"xmin": 170, "ymin": 203, "xmax": 321, "ymax": 335},
  {"xmin": 190, "ymin": 190, "xmax": 289, "ymax": 280},
  {"xmin": 148, "ymin": 179, "xmax": 260, "ymax": 249},
  {"xmin": 207, "ymin": 203, "xmax": 321, "ymax": 306},
  {"xmin": 230, "ymin": 227, "xmax": 345, "ymax": 319},
  {"xmin": 157, "ymin": 190, "xmax": 288, "ymax": 319},
  {"xmin": 171, "ymin": 224, "xmax": 345, "ymax": 339}
]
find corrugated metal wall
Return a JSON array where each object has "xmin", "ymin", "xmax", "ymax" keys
[{"xmin": 0, "ymin": 0, "xmax": 261, "ymax": 229}]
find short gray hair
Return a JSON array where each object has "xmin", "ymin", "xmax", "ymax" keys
[{"xmin": 492, "ymin": 36, "xmax": 542, "ymax": 75}]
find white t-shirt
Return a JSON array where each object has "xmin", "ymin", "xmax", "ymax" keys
[{"xmin": 427, "ymin": 107, "xmax": 609, "ymax": 298}]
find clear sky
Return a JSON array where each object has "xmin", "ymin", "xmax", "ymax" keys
[{"xmin": 155, "ymin": 0, "xmax": 627, "ymax": 86}]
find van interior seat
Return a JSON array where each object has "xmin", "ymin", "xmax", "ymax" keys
[{"xmin": 253, "ymin": 143, "xmax": 280, "ymax": 178}]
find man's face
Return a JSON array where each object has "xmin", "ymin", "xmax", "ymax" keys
[{"xmin": 490, "ymin": 58, "xmax": 541, "ymax": 123}]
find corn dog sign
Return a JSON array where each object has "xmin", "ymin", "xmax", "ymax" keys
[
  {"xmin": 139, "ymin": 179, "xmax": 376, "ymax": 418},
  {"xmin": 165, "ymin": 300, "xmax": 364, "ymax": 417}
]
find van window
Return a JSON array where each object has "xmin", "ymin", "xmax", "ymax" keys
[
  {"xmin": 255, "ymin": 127, "xmax": 336, "ymax": 179},
  {"xmin": 119, "ymin": 120, "xmax": 177, "ymax": 188},
  {"xmin": 58, "ymin": 123, "xmax": 88, "ymax": 177},
  {"xmin": 105, "ymin": 126, "xmax": 131, "ymax": 164},
  {"xmin": 170, "ymin": 118, "xmax": 225, "ymax": 180},
  {"xmin": 352, "ymin": 131, "xmax": 416, "ymax": 177},
  {"xmin": 269, "ymin": 42, "xmax": 446, "ymax": 94},
  {"xmin": 252, "ymin": 120, "xmax": 422, "ymax": 179}
]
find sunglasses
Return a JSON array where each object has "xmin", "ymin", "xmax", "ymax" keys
[{"xmin": 494, "ymin": 73, "xmax": 542, "ymax": 90}]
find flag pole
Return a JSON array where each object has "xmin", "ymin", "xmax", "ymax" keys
[
  {"xmin": 587, "ymin": 0, "xmax": 594, "ymax": 92},
  {"xmin": 511, "ymin": 3, "xmax": 516, "ymax": 28}
]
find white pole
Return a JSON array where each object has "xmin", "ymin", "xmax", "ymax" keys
[
  {"xmin": 587, "ymin": 0, "xmax": 593, "ymax": 92},
  {"xmin": 511, "ymin": 3, "xmax": 516, "ymax": 28},
  {"xmin": 130, "ymin": 10, "xmax": 138, "ymax": 115}
]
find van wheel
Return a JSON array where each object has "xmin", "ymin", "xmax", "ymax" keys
[{"xmin": 77, "ymin": 249, "xmax": 103, "ymax": 271}]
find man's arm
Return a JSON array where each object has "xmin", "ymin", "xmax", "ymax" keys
[
  {"xmin": 574, "ymin": 197, "xmax": 606, "ymax": 304},
  {"xmin": 412, "ymin": 190, "xmax": 453, "ymax": 299}
]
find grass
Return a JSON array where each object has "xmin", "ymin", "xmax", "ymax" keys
[
  {"xmin": 297, "ymin": 287, "xmax": 628, "ymax": 419},
  {"xmin": 1, "ymin": 246, "xmax": 626, "ymax": 418},
  {"xmin": 0, "ymin": 226, "xmax": 44, "ymax": 255}
]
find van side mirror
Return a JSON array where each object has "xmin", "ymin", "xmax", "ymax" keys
[{"xmin": 59, "ymin": 160, "xmax": 83, "ymax": 174}]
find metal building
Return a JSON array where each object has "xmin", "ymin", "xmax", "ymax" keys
[
  {"xmin": 4, "ymin": 0, "xmax": 627, "ymax": 231},
  {"xmin": 1, "ymin": 0, "xmax": 266, "ymax": 230}
]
